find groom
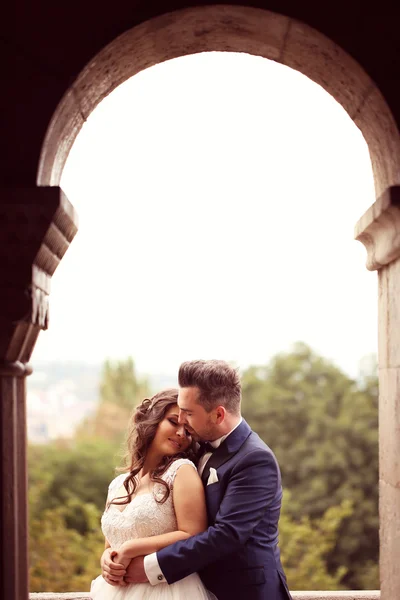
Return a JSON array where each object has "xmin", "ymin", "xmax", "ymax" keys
[{"xmin": 106, "ymin": 359, "xmax": 292, "ymax": 600}]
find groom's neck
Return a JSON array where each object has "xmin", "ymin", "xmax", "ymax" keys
[{"xmin": 212, "ymin": 413, "xmax": 242, "ymax": 440}]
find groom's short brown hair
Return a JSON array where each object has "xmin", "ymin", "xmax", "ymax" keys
[{"xmin": 178, "ymin": 360, "xmax": 241, "ymax": 415}]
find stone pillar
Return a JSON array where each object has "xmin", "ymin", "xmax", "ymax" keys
[
  {"xmin": 0, "ymin": 187, "xmax": 78, "ymax": 600},
  {"xmin": 355, "ymin": 185, "xmax": 400, "ymax": 600},
  {"xmin": 0, "ymin": 361, "xmax": 31, "ymax": 599}
]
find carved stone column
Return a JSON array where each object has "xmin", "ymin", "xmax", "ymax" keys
[
  {"xmin": 355, "ymin": 185, "xmax": 400, "ymax": 600},
  {"xmin": 0, "ymin": 187, "xmax": 78, "ymax": 600}
]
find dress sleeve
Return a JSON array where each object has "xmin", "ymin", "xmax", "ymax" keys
[
  {"xmin": 164, "ymin": 458, "xmax": 197, "ymax": 487},
  {"xmin": 106, "ymin": 473, "xmax": 126, "ymax": 503}
]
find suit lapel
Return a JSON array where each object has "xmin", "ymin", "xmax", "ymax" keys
[{"xmin": 201, "ymin": 419, "xmax": 252, "ymax": 485}]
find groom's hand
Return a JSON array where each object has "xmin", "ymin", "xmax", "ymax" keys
[
  {"xmin": 124, "ymin": 556, "xmax": 148, "ymax": 584},
  {"xmin": 101, "ymin": 548, "xmax": 127, "ymax": 586}
]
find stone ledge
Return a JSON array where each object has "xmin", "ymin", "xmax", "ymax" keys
[
  {"xmin": 29, "ymin": 591, "xmax": 380, "ymax": 600},
  {"xmin": 355, "ymin": 185, "xmax": 400, "ymax": 270}
]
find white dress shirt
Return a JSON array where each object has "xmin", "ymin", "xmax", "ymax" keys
[{"xmin": 144, "ymin": 418, "xmax": 243, "ymax": 585}]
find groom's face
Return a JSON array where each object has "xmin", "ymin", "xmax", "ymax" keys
[{"xmin": 177, "ymin": 386, "xmax": 216, "ymax": 441}]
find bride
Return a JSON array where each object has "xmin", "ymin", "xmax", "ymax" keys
[{"xmin": 90, "ymin": 388, "xmax": 215, "ymax": 600}]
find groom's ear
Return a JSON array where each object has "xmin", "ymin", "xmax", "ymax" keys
[{"xmin": 214, "ymin": 406, "xmax": 226, "ymax": 424}]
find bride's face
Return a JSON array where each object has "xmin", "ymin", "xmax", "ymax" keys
[{"xmin": 151, "ymin": 404, "xmax": 192, "ymax": 456}]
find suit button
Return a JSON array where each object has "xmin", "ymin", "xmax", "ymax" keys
[{"xmin": 157, "ymin": 575, "xmax": 164, "ymax": 581}]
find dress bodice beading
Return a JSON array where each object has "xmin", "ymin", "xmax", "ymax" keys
[{"xmin": 101, "ymin": 458, "xmax": 196, "ymax": 550}]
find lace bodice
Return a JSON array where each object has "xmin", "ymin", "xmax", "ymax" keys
[{"xmin": 101, "ymin": 458, "xmax": 196, "ymax": 550}]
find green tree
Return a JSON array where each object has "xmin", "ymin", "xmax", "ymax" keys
[
  {"xmin": 280, "ymin": 493, "xmax": 352, "ymax": 590},
  {"xmin": 100, "ymin": 357, "xmax": 149, "ymax": 411},
  {"xmin": 241, "ymin": 343, "xmax": 379, "ymax": 589},
  {"xmin": 80, "ymin": 357, "xmax": 150, "ymax": 443},
  {"xmin": 29, "ymin": 504, "xmax": 104, "ymax": 592},
  {"xmin": 29, "ymin": 438, "xmax": 119, "ymax": 532}
]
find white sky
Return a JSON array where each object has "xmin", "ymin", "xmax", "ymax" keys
[{"xmin": 33, "ymin": 52, "xmax": 377, "ymax": 378}]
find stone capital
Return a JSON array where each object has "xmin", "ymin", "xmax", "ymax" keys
[
  {"xmin": 355, "ymin": 186, "xmax": 400, "ymax": 270},
  {"xmin": 0, "ymin": 186, "xmax": 78, "ymax": 362}
]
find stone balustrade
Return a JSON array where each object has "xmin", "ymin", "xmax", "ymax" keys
[{"xmin": 29, "ymin": 591, "xmax": 380, "ymax": 600}]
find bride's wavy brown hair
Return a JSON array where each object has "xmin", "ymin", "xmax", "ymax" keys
[{"xmin": 108, "ymin": 388, "xmax": 197, "ymax": 508}]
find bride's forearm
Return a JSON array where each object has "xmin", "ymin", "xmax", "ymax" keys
[{"xmin": 120, "ymin": 531, "xmax": 191, "ymax": 559}]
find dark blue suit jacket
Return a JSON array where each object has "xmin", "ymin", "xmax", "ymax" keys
[{"xmin": 157, "ymin": 419, "xmax": 292, "ymax": 600}]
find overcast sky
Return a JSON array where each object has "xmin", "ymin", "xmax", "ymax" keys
[{"xmin": 32, "ymin": 52, "xmax": 377, "ymax": 378}]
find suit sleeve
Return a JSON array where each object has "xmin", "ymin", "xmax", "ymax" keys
[{"xmin": 157, "ymin": 448, "xmax": 281, "ymax": 584}]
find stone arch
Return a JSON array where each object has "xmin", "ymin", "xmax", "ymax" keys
[
  {"xmin": 37, "ymin": 5, "xmax": 400, "ymax": 200},
  {"xmin": 31, "ymin": 6, "xmax": 400, "ymax": 600}
]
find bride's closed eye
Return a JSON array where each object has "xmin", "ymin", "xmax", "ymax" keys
[{"xmin": 168, "ymin": 418, "xmax": 191, "ymax": 438}]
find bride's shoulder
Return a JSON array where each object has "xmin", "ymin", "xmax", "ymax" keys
[
  {"xmin": 164, "ymin": 458, "xmax": 197, "ymax": 484},
  {"xmin": 107, "ymin": 472, "xmax": 127, "ymax": 494}
]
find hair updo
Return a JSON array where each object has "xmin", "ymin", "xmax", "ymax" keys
[{"xmin": 108, "ymin": 388, "xmax": 197, "ymax": 507}]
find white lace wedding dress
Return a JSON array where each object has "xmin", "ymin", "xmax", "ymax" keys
[{"xmin": 90, "ymin": 458, "xmax": 214, "ymax": 600}]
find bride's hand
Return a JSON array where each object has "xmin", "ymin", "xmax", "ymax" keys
[
  {"xmin": 101, "ymin": 548, "xmax": 127, "ymax": 586},
  {"xmin": 114, "ymin": 541, "xmax": 142, "ymax": 565},
  {"xmin": 111, "ymin": 547, "xmax": 132, "ymax": 570}
]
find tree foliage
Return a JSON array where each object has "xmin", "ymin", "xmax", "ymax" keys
[
  {"xmin": 280, "ymin": 493, "xmax": 353, "ymax": 590},
  {"xmin": 29, "ymin": 503, "xmax": 104, "ymax": 592},
  {"xmin": 99, "ymin": 357, "xmax": 149, "ymax": 411},
  {"xmin": 29, "ymin": 438, "xmax": 119, "ymax": 532},
  {"xmin": 28, "ymin": 438, "xmax": 118, "ymax": 591},
  {"xmin": 78, "ymin": 357, "xmax": 150, "ymax": 443},
  {"xmin": 241, "ymin": 342, "xmax": 379, "ymax": 589}
]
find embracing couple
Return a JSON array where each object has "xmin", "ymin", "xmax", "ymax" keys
[{"xmin": 90, "ymin": 360, "xmax": 292, "ymax": 600}]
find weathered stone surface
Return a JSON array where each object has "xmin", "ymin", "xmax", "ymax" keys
[
  {"xmin": 379, "ymin": 367, "xmax": 400, "ymax": 600},
  {"xmin": 36, "ymin": 87, "xmax": 85, "ymax": 187},
  {"xmin": 282, "ymin": 19, "xmax": 373, "ymax": 121},
  {"xmin": 354, "ymin": 87, "xmax": 400, "ymax": 197},
  {"xmin": 38, "ymin": 6, "xmax": 289, "ymax": 186},
  {"xmin": 38, "ymin": 4, "xmax": 400, "ymax": 202},
  {"xmin": 355, "ymin": 186, "xmax": 400, "ymax": 271},
  {"xmin": 379, "ymin": 367, "xmax": 400, "ymax": 485},
  {"xmin": 28, "ymin": 593, "xmax": 381, "ymax": 600},
  {"xmin": 380, "ymin": 479, "xmax": 400, "ymax": 599},
  {"xmin": 0, "ymin": 186, "xmax": 78, "ymax": 600},
  {"xmin": 30, "ymin": 595, "xmax": 90, "ymax": 600},
  {"xmin": 0, "ymin": 187, "xmax": 78, "ymax": 363},
  {"xmin": 73, "ymin": 5, "xmax": 288, "ymax": 120},
  {"xmin": 377, "ymin": 258, "xmax": 400, "ymax": 369}
]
